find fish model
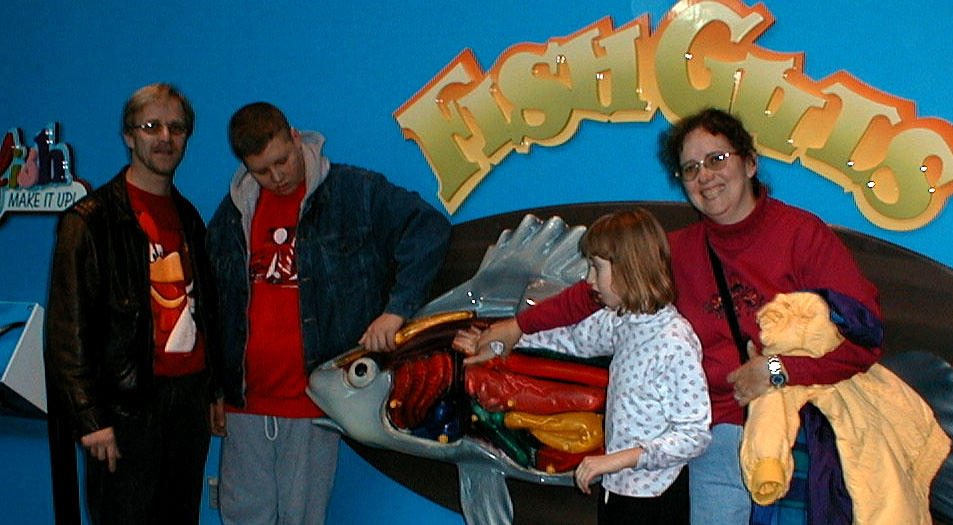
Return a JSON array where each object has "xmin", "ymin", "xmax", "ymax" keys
[{"xmin": 307, "ymin": 214, "xmax": 600, "ymax": 525}]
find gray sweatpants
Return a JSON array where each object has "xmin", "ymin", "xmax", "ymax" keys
[{"xmin": 221, "ymin": 413, "xmax": 340, "ymax": 525}]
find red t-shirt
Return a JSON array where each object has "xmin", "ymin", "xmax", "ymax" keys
[
  {"xmin": 127, "ymin": 181, "xmax": 206, "ymax": 377},
  {"xmin": 228, "ymin": 183, "xmax": 322, "ymax": 418}
]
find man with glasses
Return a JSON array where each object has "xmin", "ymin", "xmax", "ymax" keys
[{"xmin": 46, "ymin": 83, "xmax": 223, "ymax": 524}]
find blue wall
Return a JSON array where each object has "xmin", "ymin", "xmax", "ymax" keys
[{"xmin": 1, "ymin": 1, "xmax": 951, "ymax": 523}]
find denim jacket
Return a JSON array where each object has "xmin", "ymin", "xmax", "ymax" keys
[{"xmin": 207, "ymin": 132, "xmax": 450, "ymax": 408}]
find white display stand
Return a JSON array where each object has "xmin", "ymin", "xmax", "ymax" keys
[{"xmin": 0, "ymin": 301, "xmax": 46, "ymax": 417}]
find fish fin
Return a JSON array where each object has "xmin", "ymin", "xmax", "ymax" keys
[
  {"xmin": 415, "ymin": 214, "xmax": 587, "ymax": 318},
  {"xmin": 311, "ymin": 417, "xmax": 344, "ymax": 434},
  {"xmin": 457, "ymin": 463, "xmax": 512, "ymax": 525}
]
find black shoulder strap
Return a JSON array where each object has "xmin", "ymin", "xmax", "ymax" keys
[{"xmin": 707, "ymin": 241, "xmax": 749, "ymax": 364}]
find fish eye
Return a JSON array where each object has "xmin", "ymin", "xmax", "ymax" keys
[{"xmin": 345, "ymin": 357, "xmax": 378, "ymax": 388}]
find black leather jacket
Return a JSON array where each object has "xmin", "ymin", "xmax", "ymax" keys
[{"xmin": 45, "ymin": 169, "xmax": 220, "ymax": 437}]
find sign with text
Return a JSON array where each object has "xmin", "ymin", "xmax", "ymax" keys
[
  {"xmin": 395, "ymin": 0, "xmax": 952, "ymax": 231},
  {"xmin": 0, "ymin": 123, "xmax": 88, "ymax": 222}
]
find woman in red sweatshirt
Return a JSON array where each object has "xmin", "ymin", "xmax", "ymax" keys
[{"xmin": 470, "ymin": 108, "xmax": 881, "ymax": 524}]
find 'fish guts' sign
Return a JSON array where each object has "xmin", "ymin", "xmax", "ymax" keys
[{"xmin": 395, "ymin": 0, "xmax": 953, "ymax": 231}]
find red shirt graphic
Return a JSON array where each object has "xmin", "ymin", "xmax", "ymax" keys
[
  {"xmin": 232, "ymin": 183, "xmax": 321, "ymax": 418},
  {"xmin": 127, "ymin": 181, "xmax": 206, "ymax": 377}
]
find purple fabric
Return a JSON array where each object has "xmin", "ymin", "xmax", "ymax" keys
[
  {"xmin": 807, "ymin": 288, "xmax": 883, "ymax": 348},
  {"xmin": 802, "ymin": 404, "xmax": 853, "ymax": 525}
]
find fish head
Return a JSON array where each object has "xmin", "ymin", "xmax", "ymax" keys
[
  {"xmin": 308, "ymin": 347, "xmax": 395, "ymax": 446},
  {"xmin": 307, "ymin": 313, "xmax": 475, "ymax": 455}
]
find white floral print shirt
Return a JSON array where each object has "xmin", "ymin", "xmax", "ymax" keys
[{"xmin": 518, "ymin": 304, "xmax": 712, "ymax": 497}]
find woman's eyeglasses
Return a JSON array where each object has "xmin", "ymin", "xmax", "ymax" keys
[{"xmin": 676, "ymin": 151, "xmax": 736, "ymax": 182}]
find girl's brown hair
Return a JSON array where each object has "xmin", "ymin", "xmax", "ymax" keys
[{"xmin": 580, "ymin": 208, "xmax": 675, "ymax": 314}]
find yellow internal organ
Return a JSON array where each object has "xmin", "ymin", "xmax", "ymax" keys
[{"xmin": 504, "ymin": 411, "xmax": 604, "ymax": 454}]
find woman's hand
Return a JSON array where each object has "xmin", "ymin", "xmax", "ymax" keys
[
  {"xmin": 453, "ymin": 318, "xmax": 524, "ymax": 365},
  {"xmin": 452, "ymin": 323, "xmax": 508, "ymax": 365},
  {"xmin": 726, "ymin": 341, "xmax": 770, "ymax": 406},
  {"xmin": 210, "ymin": 399, "xmax": 226, "ymax": 437}
]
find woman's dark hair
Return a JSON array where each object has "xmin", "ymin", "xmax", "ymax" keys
[{"xmin": 659, "ymin": 108, "xmax": 764, "ymax": 195}]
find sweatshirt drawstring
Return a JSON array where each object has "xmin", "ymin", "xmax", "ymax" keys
[{"xmin": 265, "ymin": 415, "xmax": 278, "ymax": 441}]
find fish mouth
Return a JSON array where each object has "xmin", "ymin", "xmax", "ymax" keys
[{"xmin": 306, "ymin": 362, "xmax": 395, "ymax": 446}]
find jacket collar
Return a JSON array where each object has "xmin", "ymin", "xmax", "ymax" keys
[
  {"xmin": 106, "ymin": 165, "xmax": 190, "ymax": 227},
  {"xmin": 227, "ymin": 130, "xmax": 330, "ymax": 221}
]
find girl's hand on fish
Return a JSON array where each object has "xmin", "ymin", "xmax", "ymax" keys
[
  {"xmin": 452, "ymin": 326, "xmax": 482, "ymax": 357},
  {"xmin": 469, "ymin": 318, "xmax": 521, "ymax": 365}
]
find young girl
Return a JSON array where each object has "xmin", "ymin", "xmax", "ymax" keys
[{"xmin": 455, "ymin": 209, "xmax": 711, "ymax": 525}]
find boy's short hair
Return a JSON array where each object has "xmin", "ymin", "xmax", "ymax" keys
[
  {"xmin": 228, "ymin": 102, "xmax": 292, "ymax": 160},
  {"xmin": 580, "ymin": 208, "xmax": 675, "ymax": 314}
]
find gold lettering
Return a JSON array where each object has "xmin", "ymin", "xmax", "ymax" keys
[
  {"xmin": 494, "ymin": 38, "xmax": 575, "ymax": 144},
  {"xmin": 652, "ymin": 1, "xmax": 768, "ymax": 118},
  {"xmin": 394, "ymin": 51, "xmax": 484, "ymax": 211},
  {"xmin": 589, "ymin": 17, "xmax": 652, "ymax": 118},
  {"xmin": 857, "ymin": 124, "xmax": 953, "ymax": 228},
  {"xmin": 395, "ymin": 0, "xmax": 953, "ymax": 229},
  {"xmin": 457, "ymin": 76, "xmax": 514, "ymax": 160},
  {"xmin": 493, "ymin": 19, "xmax": 644, "ymax": 145},
  {"xmin": 717, "ymin": 57, "xmax": 826, "ymax": 159},
  {"xmin": 802, "ymin": 79, "xmax": 902, "ymax": 187}
]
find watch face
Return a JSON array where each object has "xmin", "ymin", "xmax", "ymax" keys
[{"xmin": 767, "ymin": 356, "xmax": 785, "ymax": 387}]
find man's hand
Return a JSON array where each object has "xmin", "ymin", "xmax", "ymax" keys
[
  {"xmin": 210, "ymin": 399, "xmax": 226, "ymax": 437},
  {"xmin": 80, "ymin": 427, "xmax": 121, "ymax": 472},
  {"xmin": 726, "ymin": 341, "xmax": 770, "ymax": 406},
  {"xmin": 359, "ymin": 313, "xmax": 405, "ymax": 351}
]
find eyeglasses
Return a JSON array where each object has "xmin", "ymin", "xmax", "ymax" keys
[
  {"xmin": 676, "ymin": 151, "xmax": 737, "ymax": 182},
  {"xmin": 133, "ymin": 120, "xmax": 188, "ymax": 136}
]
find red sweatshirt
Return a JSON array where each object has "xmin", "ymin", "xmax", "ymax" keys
[{"xmin": 517, "ymin": 196, "xmax": 882, "ymax": 426}]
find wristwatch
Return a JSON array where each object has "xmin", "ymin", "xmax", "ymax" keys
[
  {"xmin": 767, "ymin": 355, "xmax": 787, "ymax": 387},
  {"xmin": 489, "ymin": 340, "xmax": 506, "ymax": 357}
]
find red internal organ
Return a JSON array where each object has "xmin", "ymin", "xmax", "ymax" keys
[{"xmin": 388, "ymin": 352, "xmax": 453, "ymax": 429}]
